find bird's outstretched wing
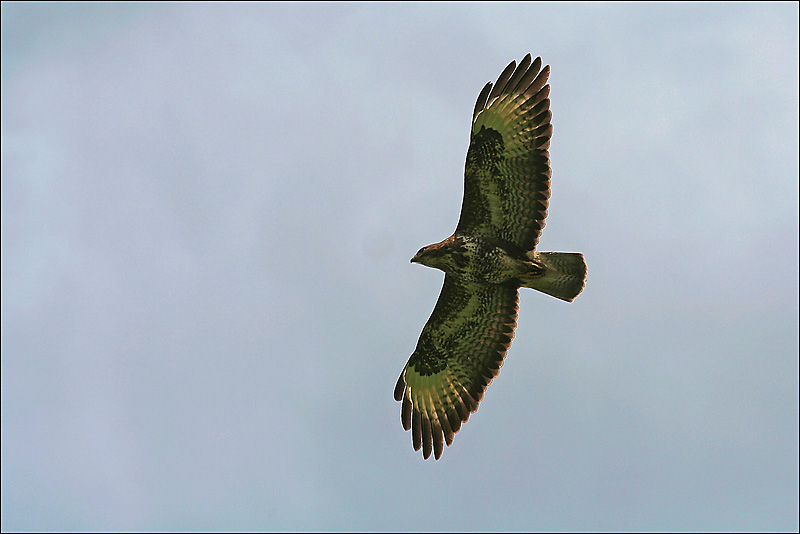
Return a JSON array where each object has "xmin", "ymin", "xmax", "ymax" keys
[
  {"xmin": 456, "ymin": 54, "xmax": 553, "ymax": 252},
  {"xmin": 394, "ymin": 276, "xmax": 519, "ymax": 459}
]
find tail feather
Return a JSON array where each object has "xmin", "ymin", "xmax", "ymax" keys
[{"xmin": 519, "ymin": 251, "xmax": 586, "ymax": 302}]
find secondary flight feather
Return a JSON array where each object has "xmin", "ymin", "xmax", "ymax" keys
[{"xmin": 394, "ymin": 54, "xmax": 587, "ymax": 460}]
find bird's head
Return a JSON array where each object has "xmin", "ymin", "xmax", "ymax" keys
[
  {"xmin": 410, "ymin": 245, "xmax": 431, "ymax": 265},
  {"xmin": 410, "ymin": 240, "xmax": 453, "ymax": 270}
]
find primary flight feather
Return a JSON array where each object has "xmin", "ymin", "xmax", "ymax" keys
[{"xmin": 394, "ymin": 54, "xmax": 587, "ymax": 460}]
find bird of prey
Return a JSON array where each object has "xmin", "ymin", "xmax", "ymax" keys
[{"xmin": 394, "ymin": 55, "xmax": 587, "ymax": 460}]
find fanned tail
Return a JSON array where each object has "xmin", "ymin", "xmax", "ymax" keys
[{"xmin": 519, "ymin": 251, "xmax": 586, "ymax": 302}]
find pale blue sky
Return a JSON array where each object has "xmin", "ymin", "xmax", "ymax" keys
[{"xmin": 2, "ymin": 2, "xmax": 798, "ymax": 531}]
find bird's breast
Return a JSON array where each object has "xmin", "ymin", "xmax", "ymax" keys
[{"xmin": 438, "ymin": 237, "xmax": 523, "ymax": 284}]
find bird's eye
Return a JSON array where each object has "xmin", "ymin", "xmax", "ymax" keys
[{"xmin": 417, "ymin": 247, "xmax": 426, "ymax": 256}]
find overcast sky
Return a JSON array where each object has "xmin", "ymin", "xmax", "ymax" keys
[{"xmin": 2, "ymin": 2, "xmax": 798, "ymax": 532}]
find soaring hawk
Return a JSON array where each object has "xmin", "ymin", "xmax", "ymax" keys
[{"xmin": 394, "ymin": 55, "xmax": 587, "ymax": 460}]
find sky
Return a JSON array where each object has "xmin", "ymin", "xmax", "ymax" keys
[{"xmin": 1, "ymin": 2, "xmax": 798, "ymax": 532}]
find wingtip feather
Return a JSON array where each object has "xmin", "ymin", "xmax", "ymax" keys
[
  {"xmin": 421, "ymin": 411, "xmax": 433, "ymax": 460},
  {"xmin": 412, "ymin": 406, "xmax": 422, "ymax": 452},
  {"xmin": 393, "ymin": 372, "xmax": 406, "ymax": 401},
  {"xmin": 401, "ymin": 393, "xmax": 412, "ymax": 431},
  {"xmin": 486, "ymin": 59, "xmax": 517, "ymax": 105},
  {"xmin": 473, "ymin": 81, "xmax": 493, "ymax": 122}
]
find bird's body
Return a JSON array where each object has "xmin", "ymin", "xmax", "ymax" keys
[
  {"xmin": 412, "ymin": 235, "xmax": 536, "ymax": 285},
  {"xmin": 395, "ymin": 55, "xmax": 587, "ymax": 460}
]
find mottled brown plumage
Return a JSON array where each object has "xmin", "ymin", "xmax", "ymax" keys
[{"xmin": 395, "ymin": 55, "xmax": 587, "ymax": 460}]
